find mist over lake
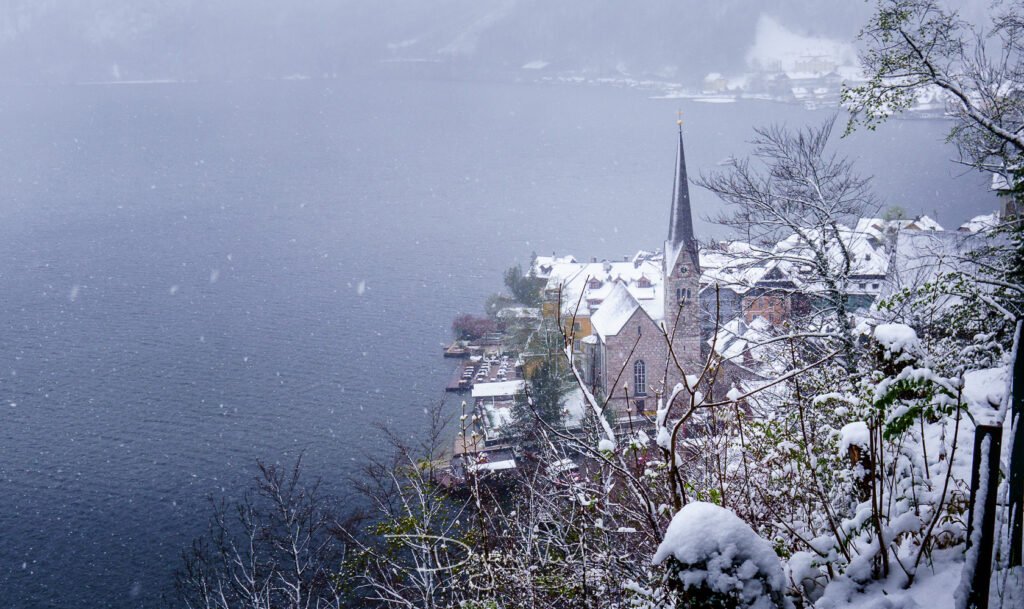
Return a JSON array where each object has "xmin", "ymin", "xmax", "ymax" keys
[{"xmin": 0, "ymin": 76, "xmax": 995, "ymax": 608}]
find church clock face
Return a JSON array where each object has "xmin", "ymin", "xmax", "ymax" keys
[{"xmin": 677, "ymin": 264, "xmax": 687, "ymax": 276}]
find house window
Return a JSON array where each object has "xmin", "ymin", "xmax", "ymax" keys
[
  {"xmin": 872, "ymin": 283, "xmax": 879, "ymax": 289},
  {"xmin": 637, "ymin": 325, "xmax": 642, "ymax": 336},
  {"xmin": 676, "ymin": 287, "xmax": 690, "ymax": 301},
  {"xmin": 633, "ymin": 360, "xmax": 647, "ymax": 396},
  {"xmin": 573, "ymin": 322, "xmax": 582, "ymax": 332}
]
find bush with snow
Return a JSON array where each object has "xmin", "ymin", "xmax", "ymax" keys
[{"xmin": 653, "ymin": 502, "xmax": 786, "ymax": 609}]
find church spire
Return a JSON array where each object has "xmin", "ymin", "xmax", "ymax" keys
[{"xmin": 667, "ymin": 117, "xmax": 698, "ymax": 270}]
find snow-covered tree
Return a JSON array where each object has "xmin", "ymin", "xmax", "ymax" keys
[
  {"xmin": 847, "ymin": 0, "xmax": 1024, "ymax": 176},
  {"xmin": 175, "ymin": 458, "xmax": 350, "ymax": 609},
  {"xmin": 848, "ymin": 0, "xmax": 1024, "ymax": 333},
  {"xmin": 695, "ymin": 117, "xmax": 878, "ymax": 371}
]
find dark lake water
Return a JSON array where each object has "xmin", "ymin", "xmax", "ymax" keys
[{"xmin": 0, "ymin": 76, "xmax": 996, "ymax": 608}]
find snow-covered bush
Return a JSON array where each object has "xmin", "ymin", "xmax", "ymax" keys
[
  {"xmin": 788, "ymin": 322, "xmax": 972, "ymax": 596},
  {"xmin": 653, "ymin": 502, "xmax": 787, "ymax": 609}
]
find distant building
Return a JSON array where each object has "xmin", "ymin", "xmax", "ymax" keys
[
  {"xmin": 703, "ymin": 72, "xmax": 729, "ymax": 93},
  {"xmin": 793, "ymin": 55, "xmax": 837, "ymax": 75}
]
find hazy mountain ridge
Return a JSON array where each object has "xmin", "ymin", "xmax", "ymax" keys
[{"xmin": 0, "ymin": 1, "xmax": 876, "ymax": 84}]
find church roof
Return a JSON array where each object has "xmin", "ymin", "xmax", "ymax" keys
[
  {"xmin": 591, "ymin": 282, "xmax": 646, "ymax": 339},
  {"xmin": 666, "ymin": 128, "xmax": 700, "ymax": 273}
]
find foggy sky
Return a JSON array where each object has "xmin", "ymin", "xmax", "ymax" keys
[{"xmin": 0, "ymin": 0, "xmax": 880, "ymax": 84}]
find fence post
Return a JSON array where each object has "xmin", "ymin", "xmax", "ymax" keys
[
  {"xmin": 965, "ymin": 425, "xmax": 1003, "ymax": 609},
  {"xmin": 1008, "ymin": 321, "xmax": 1023, "ymax": 567}
]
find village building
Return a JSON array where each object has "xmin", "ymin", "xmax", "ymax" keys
[
  {"xmin": 532, "ymin": 127, "xmax": 1009, "ymax": 420},
  {"xmin": 534, "ymin": 254, "xmax": 663, "ymax": 353},
  {"xmin": 549, "ymin": 127, "xmax": 704, "ymax": 416},
  {"xmin": 471, "ymin": 379, "xmax": 526, "ymax": 444}
]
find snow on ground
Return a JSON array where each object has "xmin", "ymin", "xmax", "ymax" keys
[
  {"xmin": 817, "ymin": 547, "xmax": 964, "ymax": 609},
  {"xmin": 963, "ymin": 367, "xmax": 1008, "ymax": 414}
]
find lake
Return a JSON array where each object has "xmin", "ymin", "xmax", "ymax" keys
[{"xmin": 0, "ymin": 75, "xmax": 996, "ymax": 608}]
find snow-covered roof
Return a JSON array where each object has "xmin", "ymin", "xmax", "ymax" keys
[
  {"xmin": 483, "ymin": 403, "xmax": 514, "ymax": 429},
  {"xmin": 591, "ymin": 282, "xmax": 643, "ymax": 339},
  {"xmin": 959, "ymin": 212, "xmax": 1001, "ymax": 234},
  {"xmin": 496, "ymin": 306, "xmax": 541, "ymax": 319},
  {"xmin": 699, "ymin": 242, "xmax": 764, "ymax": 295},
  {"xmin": 543, "ymin": 256, "xmax": 665, "ymax": 321},
  {"xmin": 991, "ymin": 171, "xmax": 1013, "ymax": 192},
  {"xmin": 472, "ymin": 380, "xmax": 526, "ymax": 399},
  {"xmin": 631, "ymin": 285, "xmax": 664, "ymax": 323},
  {"xmin": 854, "ymin": 217, "xmax": 887, "ymax": 242},
  {"xmin": 533, "ymin": 254, "xmax": 578, "ymax": 279},
  {"xmin": 709, "ymin": 315, "xmax": 774, "ymax": 363},
  {"xmin": 698, "ymin": 219, "xmax": 892, "ymax": 301},
  {"xmin": 773, "ymin": 223, "xmax": 890, "ymax": 277},
  {"xmin": 895, "ymin": 214, "xmax": 944, "ymax": 232},
  {"xmin": 470, "ymin": 459, "xmax": 517, "ymax": 472}
]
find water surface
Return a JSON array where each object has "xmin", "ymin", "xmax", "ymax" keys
[{"xmin": 0, "ymin": 77, "xmax": 995, "ymax": 608}]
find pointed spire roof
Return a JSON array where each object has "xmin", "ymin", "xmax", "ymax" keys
[{"xmin": 666, "ymin": 125, "xmax": 700, "ymax": 272}]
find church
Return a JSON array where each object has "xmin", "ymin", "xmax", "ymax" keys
[{"xmin": 541, "ymin": 127, "xmax": 704, "ymax": 417}]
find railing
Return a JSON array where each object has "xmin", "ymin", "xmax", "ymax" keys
[{"xmin": 958, "ymin": 321, "xmax": 1024, "ymax": 609}]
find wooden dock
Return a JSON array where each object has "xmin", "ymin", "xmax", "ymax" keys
[
  {"xmin": 443, "ymin": 342, "xmax": 470, "ymax": 358},
  {"xmin": 445, "ymin": 361, "xmax": 473, "ymax": 392}
]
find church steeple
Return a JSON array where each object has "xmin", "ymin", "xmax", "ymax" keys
[{"xmin": 667, "ymin": 120, "xmax": 699, "ymax": 272}]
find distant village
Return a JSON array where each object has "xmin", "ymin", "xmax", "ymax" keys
[
  {"xmin": 442, "ymin": 127, "xmax": 1009, "ymax": 483},
  {"xmin": 534, "ymin": 53, "xmax": 947, "ymax": 114}
]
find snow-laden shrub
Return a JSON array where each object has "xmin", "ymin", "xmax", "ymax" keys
[{"xmin": 653, "ymin": 502, "xmax": 787, "ymax": 609}]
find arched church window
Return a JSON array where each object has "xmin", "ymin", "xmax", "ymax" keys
[{"xmin": 633, "ymin": 360, "xmax": 646, "ymax": 396}]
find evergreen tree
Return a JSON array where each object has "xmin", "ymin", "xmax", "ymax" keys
[
  {"xmin": 511, "ymin": 331, "xmax": 573, "ymax": 440},
  {"xmin": 504, "ymin": 263, "xmax": 544, "ymax": 306}
]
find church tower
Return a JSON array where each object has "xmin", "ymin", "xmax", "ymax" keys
[{"xmin": 663, "ymin": 123, "xmax": 703, "ymax": 377}]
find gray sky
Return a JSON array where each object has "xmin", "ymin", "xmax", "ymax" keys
[{"xmin": 1, "ymin": 0, "xmax": 879, "ymax": 84}]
